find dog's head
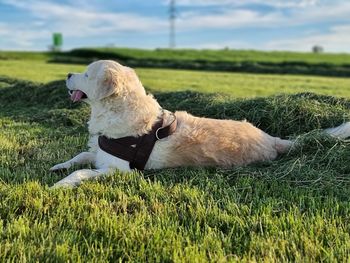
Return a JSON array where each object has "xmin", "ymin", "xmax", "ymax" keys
[{"xmin": 66, "ymin": 60, "xmax": 144, "ymax": 103}]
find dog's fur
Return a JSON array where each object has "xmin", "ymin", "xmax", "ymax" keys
[{"xmin": 50, "ymin": 60, "xmax": 350, "ymax": 187}]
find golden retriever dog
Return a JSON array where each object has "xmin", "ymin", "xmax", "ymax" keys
[{"xmin": 50, "ymin": 60, "xmax": 350, "ymax": 187}]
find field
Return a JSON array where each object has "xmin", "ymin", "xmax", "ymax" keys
[
  {"xmin": 1, "ymin": 52, "xmax": 350, "ymax": 261},
  {"xmin": 3, "ymin": 48, "xmax": 350, "ymax": 64},
  {"xmin": 2, "ymin": 48, "xmax": 350, "ymax": 77},
  {"xmin": 2, "ymin": 59, "xmax": 350, "ymax": 98}
]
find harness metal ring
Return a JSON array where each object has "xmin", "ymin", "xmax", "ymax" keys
[{"xmin": 155, "ymin": 127, "xmax": 162, "ymax": 140}]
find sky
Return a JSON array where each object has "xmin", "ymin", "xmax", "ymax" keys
[{"xmin": 0, "ymin": 0, "xmax": 350, "ymax": 52}]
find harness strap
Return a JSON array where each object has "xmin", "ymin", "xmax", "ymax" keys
[
  {"xmin": 98, "ymin": 113, "xmax": 177, "ymax": 170},
  {"xmin": 155, "ymin": 113, "xmax": 177, "ymax": 140}
]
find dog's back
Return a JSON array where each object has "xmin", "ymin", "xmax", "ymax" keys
[{"xmin": 147, "ymin": 111, "xmax": 289, "ymax": 169}]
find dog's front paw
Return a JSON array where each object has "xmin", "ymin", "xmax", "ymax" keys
[{"xmin": 49, "ymin": 162, "xmax": 71, "ymax": 171}]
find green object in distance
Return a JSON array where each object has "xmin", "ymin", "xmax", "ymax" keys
[{"xmin": 53, "ymin": 33, "xmax": 63, "ymax": 47}]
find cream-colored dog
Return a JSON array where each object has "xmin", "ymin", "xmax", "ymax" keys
[{"xmin": 50, "ymin": 60, "xmax": 350, "ymax": 187}]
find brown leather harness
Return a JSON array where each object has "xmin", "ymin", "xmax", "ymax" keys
[{"xmin": 98, "ymin": 112, "xmax": 177, "ymax": 170}]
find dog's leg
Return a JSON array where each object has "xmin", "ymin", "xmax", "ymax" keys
[
  {"xmin": 275, "ymin": 138, "xmax": 294, "ymax": 154},
  {"xmin": 274, "ymin": 122, "xmax": 350, "ymax": 155},
  {"xmin": 325, "ymin": 122, "xmax": 350, "ymax": 139},
  {"xmin": 51, "ymin": 168, "xmax": 114, "ymax": 188},
  {"xmin": 50, "ymin": 152, "xmax": 96, "ymax": 171}
]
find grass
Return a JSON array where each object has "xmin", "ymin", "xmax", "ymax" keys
[
  {"xmin": 1, "ymin": 58, "xmax": 350, "ymax": 261},
  {"xmin": 66, "ymin": 47, "xmax": 350, "ymax": 65},
  {"xmin": 0, "ymin": 60, "xmax": 84, "ymax": 83},
  {"xmin": 4, "ymin": 48, "xmax": 350, "ymax": 64},
  {"xmin": 3, "ymin": 48, "xmax": 350, "ymax": 77},
  {"xmin": 2, "ymin": 60, "xmax": 350, "ymax": 98},
  {"xmin": 59, "ymin": 48, "xmax": 350, "ymax": 77}
]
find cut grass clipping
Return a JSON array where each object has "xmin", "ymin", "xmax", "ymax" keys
[{"xmin": 1, "ymin": 77, "xmax": 350, "ymax": 261}]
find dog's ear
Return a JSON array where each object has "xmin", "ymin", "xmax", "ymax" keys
[
  {"xmin": 97, "ymin": 67, "xmax": 119, "ymax": 100},
  {"xmin": 97, "ymin": 65, "xmax": 143, "ymax": 100},
  {"xmin": 122, "ymin": 67, "xmax": 143, "ymax": 90}
]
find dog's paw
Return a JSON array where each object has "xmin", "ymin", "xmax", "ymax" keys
[{"xmin": 49, "ymin": 162, "xmax": 71, "ymax": 171}]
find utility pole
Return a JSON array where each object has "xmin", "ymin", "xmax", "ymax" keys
[{"xmin": 169, "ymin": 0, "xmax": 176, "ymax": 49}]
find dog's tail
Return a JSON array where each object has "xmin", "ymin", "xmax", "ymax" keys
[{"xmin": 275, "ymin": 122, "xmax": 350, "ymax": 154}]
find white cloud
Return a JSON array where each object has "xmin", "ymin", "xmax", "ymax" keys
[
  {"xmin": 2, "ymin": 0, "xmax": 167, "ymax": 34},
  {"xmin": 167, "ymin": 0, "xmax": 319, "ymax": 8},
  {"xmin": 173, "ymin": 0, "xmax": 350, "ymax": 31},
  {"xmin": 1, "ymin": 0, "xmax": 350, "ymax": 52},
  {"xmin": 0, "ymin": 0, "xmax": 167, "ymax": 49},
  {"xmin": 0, "ymin": 22, "xmax": 50, "ymax": 50},
  {"xmin": 175, "ymin": 23, "xmax": 350, "ymax": 53},
  {"xmin": 264, "ymin": 24, "xmax": 350, "ymax": 52},
  {"xmin": 176, "ymin": 9, "xmax": 284, "ymax": 30}
]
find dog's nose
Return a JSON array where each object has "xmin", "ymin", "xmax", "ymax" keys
[{"xmin": 67, "ymin": 73, "xmax": 73, "ymax": 79}]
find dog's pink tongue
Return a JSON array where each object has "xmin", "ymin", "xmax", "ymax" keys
[{"xmin": 71, "ymin": 90, "xmax": 84, "ymax": 102}]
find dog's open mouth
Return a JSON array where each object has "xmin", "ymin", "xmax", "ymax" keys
[{"xmin": 68, "ymin": 90, "xmax": 87, "ymax": 102}]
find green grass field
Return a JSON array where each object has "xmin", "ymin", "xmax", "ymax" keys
[
  {"xmin": 2, "ymin": 48, "xmax": 350, "ymax": 77},
  {"xmin": 3, "ymin": 48, "xmax": 350, "ymax": 64},
  {"xmin": 63, "ymin": 47, "xmax": 350, "ymax": 65},
  {"xmin": 2, "ymin": 59, "xmax": 350, "ymax": 98},
  {"xmin": 1, "ymin": 57, "xmax": 350, "ymax": 261}
]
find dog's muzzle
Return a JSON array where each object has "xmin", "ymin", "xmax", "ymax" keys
[{"xmin": 68, "ymin": 89, "xmax": 87, "ymax": 102}]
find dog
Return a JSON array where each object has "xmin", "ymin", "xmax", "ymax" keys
[{"xmin": 50, "ymin": 60, "xmax": 350, "ymax": 187}]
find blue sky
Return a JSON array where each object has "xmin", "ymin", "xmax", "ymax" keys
[{"xmin": 1, "ymin": 0, "xmax": 350, "ymax": 52}]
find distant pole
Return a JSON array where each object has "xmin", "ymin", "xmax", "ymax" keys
[{"xmin": 169, "ymin": 0, "xmax": 176, "ymax": 49}]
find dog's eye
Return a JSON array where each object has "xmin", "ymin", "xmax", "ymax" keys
[{"xmin": 85, "ymin": 73, "xmax": 88, "ymax": 78}]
